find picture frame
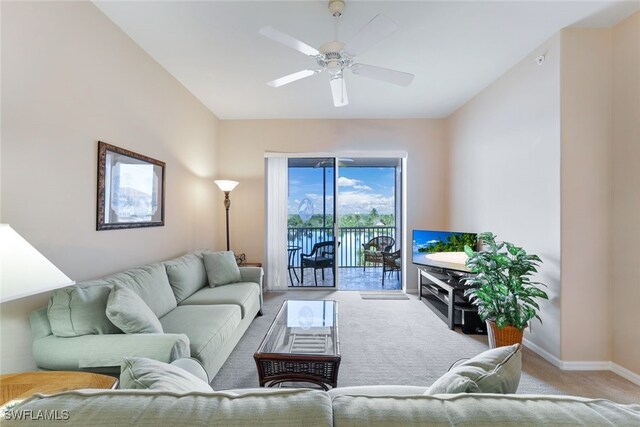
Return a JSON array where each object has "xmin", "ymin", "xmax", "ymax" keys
[{"xmin": 97, "ymin": 141, "xmax": 165, "ymax": 231}]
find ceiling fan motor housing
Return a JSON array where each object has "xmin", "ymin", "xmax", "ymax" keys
[{"xmin": 318, "ymin": 41, "xmax": 351, "ymax": 75}]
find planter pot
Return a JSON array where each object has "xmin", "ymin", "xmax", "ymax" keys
[{"xmin": 486, "ymin": 320, "xmax": 524, "ymax": 349}]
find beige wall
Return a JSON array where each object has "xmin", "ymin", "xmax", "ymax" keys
[
  {"xmin": 0, "ymin": 1, "xmax": 220, "ymax": 373},
  {"xmin": 446, "ymin": 35, "xmax": 562, "ymax": 358},
  {"xmin": 218, "ymin": 119, "xmax": 448, "ymax": 293},
  {"xmin": 559, "ymin": 29, "xmax": 612, "ymax": 362},
  {"xmin": 611, "ymin": 12, "xmax": 640, "ymax": 375}
]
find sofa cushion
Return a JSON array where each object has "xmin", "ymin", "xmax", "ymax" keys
[
  {"xmin": 47, "ymin": 281, "xmax": 121, "ymax": 337},
  {"xmin": 179, "ymin": 282, "xmax": 260, "ymax": 318},
  {"xmin": 4, "ymin": 389, "xmax": 334, "ymax": 427},
  {"xmin": 203, "ymin": 251, "xmax": 241, "ymax": 286},
  {"xmin": 111, "ymin": 263, "xmax": 177, "ymax": 318},
  {"xmin": 159, "ymin": 305, "xmax": 241, "ymax": 366},
  {"xmin": 106, "ymin": 285, "xmax": 163, "ymax": 334},
  {"xmin": 120, "ymin": 356, "xmax": 212, "ymax": 393},
  {"xmin": 435, "ymin": 344, "xmax": 522, "ymax": 394},
  {"xmin": 164, "ymin": 252, "xmax": 208, "ymax": 303},
  {"xmin": 331, "ymin": 393, "xmax": 640, "ymax": 426}
]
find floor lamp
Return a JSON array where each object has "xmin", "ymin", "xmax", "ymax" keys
[{"xmin": 215, "ymin": 180, "xmax": 239, "ymax": 251}]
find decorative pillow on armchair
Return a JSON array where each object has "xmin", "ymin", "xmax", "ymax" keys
[
  {"xmin": 203, "ymin": 251, "xmax": 241, "ymax": 286},
  {"xmin": 425, "ymin": 344, "xmax": 522, "ymax": 395}
]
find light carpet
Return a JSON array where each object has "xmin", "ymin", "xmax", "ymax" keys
[{"xmin": 211, "ymin": 290, "xmax": 562, "ymax": 394}]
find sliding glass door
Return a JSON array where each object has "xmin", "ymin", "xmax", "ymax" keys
[{"xmin": 287, "ymin": 158, "xmax": 337, "ymax": 287}]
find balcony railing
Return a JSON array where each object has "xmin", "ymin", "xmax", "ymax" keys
[{"xmin": 288, "ymin": 226, "xmax": 397, "ymax": 268}]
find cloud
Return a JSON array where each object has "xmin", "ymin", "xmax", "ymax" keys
[
  {"xmin": 337, "ymin": 177, "xmax": 358, "ymax": 187},
  {"xmin": 338, "ymin": 177, "xmax": 372, "ymax": 191},
  {"xmin": 337, "ymin": 191, "xmax": 394, "ymax": 214}
]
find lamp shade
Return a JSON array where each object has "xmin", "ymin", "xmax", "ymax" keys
[
  {"xmin": 214, "ymin": 180, "xmax": 239, "ymax": 192},
  {"xmin": 0, "ymin": 224, "xmax": 75, "ymax": 303}
]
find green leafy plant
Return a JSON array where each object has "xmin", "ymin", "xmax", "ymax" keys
[{"xmin": 463, "ymin": 232, "xmax": 549, "ymax": 330}]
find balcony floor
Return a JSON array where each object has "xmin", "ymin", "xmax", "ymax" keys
[{"xmin": 288, "ymin": 266, "xmax": 401, "ymax": 291}]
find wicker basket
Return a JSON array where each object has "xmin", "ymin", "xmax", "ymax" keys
[{"xmin": 486, "ymin": 320, "xmax": 524, "ymax": 348}]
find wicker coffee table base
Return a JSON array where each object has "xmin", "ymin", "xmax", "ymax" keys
[{"xmin": 254, "ymin": 355, "xmax": 341, "ymax": 391}]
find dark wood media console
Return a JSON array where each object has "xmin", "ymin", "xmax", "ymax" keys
[{"xmin": 417, "ymin": 266, "xmax": 486, "ymax": 334}]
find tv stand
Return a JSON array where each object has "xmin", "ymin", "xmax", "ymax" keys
[{"xmin": 417, "ymin": 266, "xmax": 485, "ymax": 334}]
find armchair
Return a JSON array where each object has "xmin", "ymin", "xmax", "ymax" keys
[
  {"xmin": 362, "ymin": 236, "xmax": 395, "ymax": 270},
  {"xmin": 300, "ymin": 241, "xmax": 337, "ymax": 286},
  {"xmin": 382, "ymin": 249, "xmax": 401, "ymax": 287}
]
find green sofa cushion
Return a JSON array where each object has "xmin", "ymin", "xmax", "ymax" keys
[
  {"xmin": 179, "ymin": 282, "xmax": 260, "ymax": 318},
  {"xmin": 120, "ymin": 357, "xmax": 212, "ymax": 393},
  {"xmin": 203, "ymin": 251, "xmax": 241, "ymax": 286},
  {"xmin": 433, "ymin": 343, "xmax": 522, "ymax": 394},
  {"xmin": 164, "ymin": 252, "xmax": 208, "ymax": 303},
  {"xmin": 47, "ymin": 280, "xmax": 120, "ymax": 337},
  {"xmin": 111, "ymin": 263, "xmax": 177, "ymax": 318},
  {"xmin": 159, "ymin": 305, "xmax": 241, "ymax": 370},
  {"xmin": 331, "ymin": 393, "xmax": 640, "ymax": 426},
  {"xmin": 106, "ymin": 285, "xmax": 163, "ymax": 334}
]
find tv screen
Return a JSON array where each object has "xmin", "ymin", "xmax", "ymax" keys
[{"xmin": 412, "ymin": 230, "xmax": 478, "ymax": 272}]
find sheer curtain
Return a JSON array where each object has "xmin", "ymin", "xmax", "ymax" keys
[{"xmin": 264, "ymin": 156, "xmax": 288, "ymax": 290}]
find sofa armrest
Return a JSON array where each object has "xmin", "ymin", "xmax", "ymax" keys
[
  {"xmin": 29, "ymin": 306, "xmax": 52, "ymax": 340},
  {"xmin": 238, "ymin": 266, "xmax": 263, "ymax": 285},
  {"xmin": 33, "ymin": 333, "xmax": 190, "ymax": 372},
  {"xmin": 239, "ymin": 266, "xmax": 264, "ymax": 313}
]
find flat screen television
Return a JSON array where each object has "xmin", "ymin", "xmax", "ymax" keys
[{"xmin": 412, "ymin": 230, "xmax": 478, "ymax": 273}]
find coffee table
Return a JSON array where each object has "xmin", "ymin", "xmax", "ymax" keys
[
  {"xmin": 254, "ymin": 300, "xmax": 340, "ymax": 390},
  {"xmin": 0, "ymin": 371, "xmax": 118, "ymax": 406}
]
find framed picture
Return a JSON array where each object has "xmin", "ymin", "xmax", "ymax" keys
[{"xmin": 97, "ymin": 141, "xmax": 165, "ymax": 230}]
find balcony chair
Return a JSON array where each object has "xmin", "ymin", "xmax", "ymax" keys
[
  {"xmin": 382, "ymin": 249, "xmax": 401, "ymax": 287},
  {"xmin": 300, "ymin": 241, "xmax": 337, "ymax": 286},
  {"xmin": 362, "ymin": 236, "xmax": 395, "ymax": 271}
]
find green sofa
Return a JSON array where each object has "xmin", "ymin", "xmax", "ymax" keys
[
  {"xmin": 29, "ymin": 251, "xmax": 263, "ymax": 380},
  {"xmin": 3, "ymin": 387, "xmax": 639, "ymax": 426}
]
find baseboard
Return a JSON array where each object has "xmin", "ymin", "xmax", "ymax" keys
[
  {"xmin": 523, "ymin": 338, "xmax": 640, "ymax": 386},
  {"xmin": 522, "ymin": 338, "xmax": 561, "ymax": 368},
  {"xmin": 611, "ymin": 362, "xmax": 640, "ymax": 387},
  {"xmin": 559, "ymin": 360, "xmax": 611, "ymax": 371}
]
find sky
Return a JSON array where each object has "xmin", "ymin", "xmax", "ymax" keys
[{"xmin": 288, "ymin": 166, "xmax": 395, "ymax": 216}]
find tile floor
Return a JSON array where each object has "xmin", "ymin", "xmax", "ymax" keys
[{"xmin": 288, "ymin": 266, "xmax": 402, "ymax": 290}]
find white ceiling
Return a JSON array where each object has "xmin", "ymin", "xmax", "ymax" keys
[{"xmin": 94, "ymin": 1, "xmax": 640, "ymax": 119}]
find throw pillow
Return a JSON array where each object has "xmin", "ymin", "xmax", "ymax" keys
[
  {"xmin": 106, "ymin": 285, "xmax": 163, "ymax": 334},
  {"xmin": 439, "ymin": 343, "xmax": 522, "ymax": 394},
  {"xmin": 120, "ymin": 357, "xmax": 213, "ymax": 393},
  {"xmin": 203, "ymin": 251, "xmax": 241, "ymax": 287},
  {"xmin": 425, "ymin": 372, "xmax": 481, "ymax": 395}
]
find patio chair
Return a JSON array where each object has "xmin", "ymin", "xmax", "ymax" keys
[
  {"xmin": 300, "ymin": 241, "xmax": 337, "ymax": 286},
  {"xmin": 382, "ymin": 249, "xmax": 401, "ymax": 287},
  {"xmin": 362, "ymin": 236, "xmax": 395, "ymax": 271}
]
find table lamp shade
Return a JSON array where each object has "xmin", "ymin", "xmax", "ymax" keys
[{"xmin": 0, "ymin": 224, "xmax": 75, "ymax": 304}]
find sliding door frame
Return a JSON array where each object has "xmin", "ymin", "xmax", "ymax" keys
[{"xmin": 265, "ymin": 151, "xmax": 408, "ymax": 292}]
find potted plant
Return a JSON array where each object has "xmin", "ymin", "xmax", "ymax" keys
[{"xmin": 463, "ymin": 232, "xmax": 549, "ymax": 348}]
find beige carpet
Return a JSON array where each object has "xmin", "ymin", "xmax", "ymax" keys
[{"xmin": 211, "ymin": 290, "xmax": 640, "ymax": 404}]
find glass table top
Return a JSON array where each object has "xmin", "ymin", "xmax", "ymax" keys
[{"xmin": 256, "ymin": 300, "xmax": 339, "ymax": 357}]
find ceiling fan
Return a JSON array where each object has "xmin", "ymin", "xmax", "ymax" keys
[{"xmin": 259, "ymin": 0, "xmax": 414, "ymax": 107}]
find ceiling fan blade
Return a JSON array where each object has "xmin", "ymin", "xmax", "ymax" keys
[
  {"xmin": 259, "ymin": 26, "xmax": 319, "ymax": 57},
  {"xmin": 267, "ymin": 69, "xmax": 319, "ymax": 88},
  {"xmin": 351, "ymin": 63, "xmax": 414, "ymax": 87},
  {"xmin": 342, "ymin": 14, "xmax": 397, "ymax": 57},
  {"xmin": 330, "ymin": 76, "xmax": 348, "ymax": 107}
]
